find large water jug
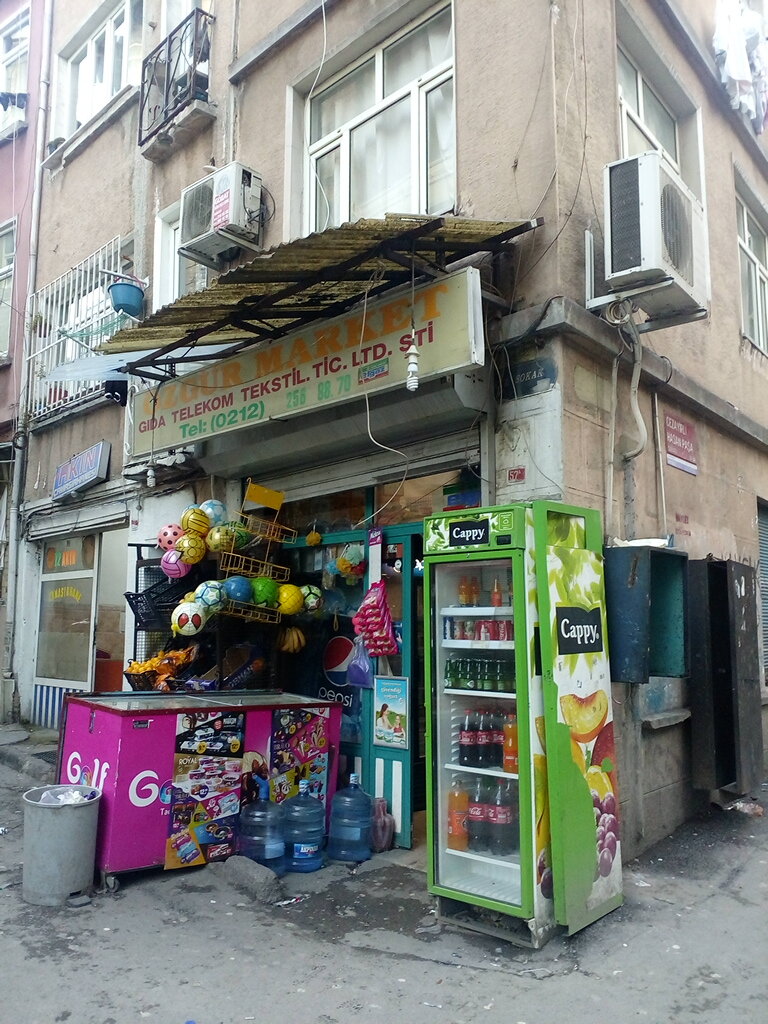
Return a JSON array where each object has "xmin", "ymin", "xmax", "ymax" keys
[
  {"xmin": 282, "ymin": 779, "xmax": 326, "ymax": 873},
  {"xmin": 326, "ymin": 773, "xmax": 372, "ymax": 863},
  {"xmin": 238, "ymin": 797, "xmax": 286, "ymax": 876}
]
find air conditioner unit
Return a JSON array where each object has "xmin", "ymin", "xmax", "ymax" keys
[
  {"xmin": 178, "ymin": 162, "xmax": 263, "ymax": 268},
  {"xmin": 604, "ymin": 151, "xmax": 709, "ymax": 319}
]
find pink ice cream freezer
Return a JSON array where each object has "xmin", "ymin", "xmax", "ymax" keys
[{"xmin": 57, "ymin": 691, "xmax": 341, "ymax": 881}]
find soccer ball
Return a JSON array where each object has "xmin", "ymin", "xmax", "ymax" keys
[
  {"xmin": 300, "ymin": 584, "xmax": 323, "ymax": 612},
  {"xmin": 161, "ymin": 550, "xmax": 192, "ymax": 579},
  {"xmin": 171, "ymin": 600, "xmax": 208, "ymax": 636},
  {"xmin": 222, "ymin": 575, "xmax": 254, "ymax": 604},
  {"xmin": 251, "ymin": 576, "xmax": 280, "ymax": 607},
  {"xmin": 194, "ymin": 580, "xmax": 225, "ymax": 612},
  {"xmin": 206, "ymin": 525, "xmax": 236, "ymax": 553},
  {"xmin": 199, "ymin": 499, "xmax": 228, "ymax": 527},
  {"xmin": 157, "ymin": 523, "xmax": 183, "ymax": 551},
  {"xmin": 175, "ymin": 532, "xmax": 207, "ymax": 564},
  {"xmin": 277, "ymin": 584, "xmax": 304, "ymax": 616},
  {"xmin": 223, "ymin": 521, "xmax": 251, "ymax": 551},
  {"xmin": 181, "ymin": 506, "xmax": 211, "ymax": 537}
]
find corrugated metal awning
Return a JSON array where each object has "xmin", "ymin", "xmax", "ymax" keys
[{"xmin": 102, "ymin": 214, "xmax": 541, "ymax": 379}]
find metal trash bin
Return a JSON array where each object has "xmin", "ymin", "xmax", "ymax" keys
[{"xmin": 22, "ymin": 785, "xmax": 102, "ymax": 906}]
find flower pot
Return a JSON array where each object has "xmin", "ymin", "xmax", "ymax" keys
[{"xmin": 108, "ymin": 281, "xmax": 144, "ymax": 318}]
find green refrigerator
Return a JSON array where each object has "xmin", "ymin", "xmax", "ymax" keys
[{"xmin": 423, "ymin": 501, "xmax": 622, "ymax": 947}]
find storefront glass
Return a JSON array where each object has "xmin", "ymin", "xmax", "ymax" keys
[{"xmin": 36, "ymin": 535, "xmax": 96, "ymax": 682}]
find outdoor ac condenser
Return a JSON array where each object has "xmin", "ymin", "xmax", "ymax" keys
[
  {"xmin": 604, "ymin": 151, "xmax": 709, "ymax": 319},
  {"xmin": 178, "ymin": 162, "xmax": 263, "ymax": 268}
]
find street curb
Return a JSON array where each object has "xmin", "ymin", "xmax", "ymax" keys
[{"xmin": 0, "ymin": 742, "xmax": 56, "ymax": 784}]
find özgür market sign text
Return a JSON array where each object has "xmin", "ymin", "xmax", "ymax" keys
[{"xmin": 131, "ymin": 268, "xmax": 484, "ymax": 457}]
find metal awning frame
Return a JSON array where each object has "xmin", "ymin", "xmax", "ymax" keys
[{"xmin": 106, "ymin": 215, "xmax": 542, "ymax": 383}]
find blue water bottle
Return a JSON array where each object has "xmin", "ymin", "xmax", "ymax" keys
[
  {"xmin": 326, "ymin": 773, "xmax": 372, "ymax": 863},
  {"xmin": 238, "ymin": 797, "xmax": 286, "ymax": 876},
  {"xmin": 283, "ymin": 779, "xmax": 326, "ymax": 872}
]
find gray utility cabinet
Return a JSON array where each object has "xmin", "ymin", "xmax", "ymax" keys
[
  {"xmin": 603, "ymin": 546, "xmax": 688, "ymax": 684},
  {"xmin": 688, "ymin": 558, "xmax": 763, "ymax": 794}
]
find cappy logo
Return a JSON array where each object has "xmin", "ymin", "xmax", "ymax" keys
[{"xmin": 556, "ymin": 606, "xmax": 603, "ymax": 654}]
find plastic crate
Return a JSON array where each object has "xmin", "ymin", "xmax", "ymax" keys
[{"xmin": 124, "ymin": 575, "xmax": 196, "ymax": 631}]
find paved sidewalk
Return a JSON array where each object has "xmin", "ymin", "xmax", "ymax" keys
[{"xmin": 0, "ymin": 722, "xmax": 59, "ymax": 783}]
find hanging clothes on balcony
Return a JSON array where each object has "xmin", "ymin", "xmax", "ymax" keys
[{"xmin": 713, "ymin": 0, "xmax": 768, "ymax": 133}]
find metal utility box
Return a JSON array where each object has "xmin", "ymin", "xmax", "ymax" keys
[{"xmin": 603, "ymin": 546, "xmax": 688, "ymax": 683}]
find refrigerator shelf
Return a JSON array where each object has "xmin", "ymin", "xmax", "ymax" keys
[
  {"xmin": 440, "ymin": 607, "xmax": 513, "ymax": 617},
  {"xmin": 443, "ymin": 688, "xmax": 516, "ymax": 700},
  {"xmin": 444, "ymin": 847, "xmax": 521, "ymax": 871},
  {"xmin": 443, "ymin": 762, "xmax": 518, "ymax": 779},
  {"xmin": 441, "ymin": 639, "xmax": 515, "ymax": 650}
]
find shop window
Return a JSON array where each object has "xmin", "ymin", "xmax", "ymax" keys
[
  {"xmin": 736, "ymin": 192, "xmax": 768, "ymax": 353},
  {"xmin": 36, "ymin": 536, "xmax": 96, "ymax": 684},
  {"xmin": 0, "ymin": 221, "xmax": 14, "ymax": 357},
  {"xmin": 0, "ymin": 8, "xmax": 28, "ymax": 137},
  {"xmin": 307, "ymin": 4, "xmax": 454, "ymax": 232},
  {"xmin": 375, "ymin": 470, "xmax": 481, "ymax": 526},
  {"xmin": 60, "ymin": 0, "xmax": 143, "ymax": 137},
  {"xmin": 280, "ymin": 489, "xmax": 368, "ymax": 535}
]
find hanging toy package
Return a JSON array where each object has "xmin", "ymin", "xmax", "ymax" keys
[
  {"xmin": 352, "ymin": 580, "xmax": 399, "ymax": 657},
  {"xmin": 346, "ymin": 635, "xmax": 374, "ymax": 688}
]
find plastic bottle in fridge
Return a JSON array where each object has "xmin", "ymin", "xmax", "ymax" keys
[
  {"xmin": 447, "ymin": 778, "xmax": 469, "ymax": 851},
  {"xmin": 282, "ymin": 779, "xmax": 326, "ymax": 872},
  {"xmin": 503, "ymin": 714, "xmax": 519, "ymax": 774},
  {"xmin": 487, "ymin": 778, "xmax": 518, "ymax": 856},
  {"xmin": 467, "ymin": 776, "xmax": 489, "ymax": 852},
  {"xmin": 459, "ymin": 708, "xmax": 478, "ymax": 766},
  {"xmin": 326, "ymin": 773, "xmax": 372, "ymax": 863}
]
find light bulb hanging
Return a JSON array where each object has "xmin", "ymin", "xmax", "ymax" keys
[{"xmin": 404, "ymin": 330, "xmax": 419, "ymax": 392}]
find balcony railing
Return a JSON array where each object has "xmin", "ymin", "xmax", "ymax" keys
[
  {"xmin": 27, "ymin": 238, "xmax": 129, "ymax": 421},
  {"xmin": 138, "ymin": 8, "xmax": 214, "ymax": 146}
]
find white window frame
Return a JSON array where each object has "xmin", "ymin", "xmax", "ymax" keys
[
  {"xmin": 306, "ymin": 3, "xmax": 455, "ymax": 233},
  {"xmin": 0, "ymin": 8, "xmax": 29, "ymax": 136},
  {"xmin": 736, "ymin": 193, "xmax": 768, "ymax": 354},
  {"xmin": 59, "ymin": 1, "xmax": 143, "ymax": 137},
  {"xmin": 153, "ymin": 202, "xmax": 207, "ymax": 311},
  {"xmin": 0, "ymin": 220, "xmax": 15, "ymax": 359},
  {"xmin": 617, "ymin": 46, "xmax": 679, "ymax": 171}
]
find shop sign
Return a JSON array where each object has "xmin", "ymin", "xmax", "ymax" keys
[
  {"xmin": 665, "ymin": 412, "xmax": 698, "ymax": 475},
  {"xmin": 131, "ymin": 267, "xmax": 485, "ymax": 456},
  {"xmin": 52, "ymin": 441, "xmax": 111, "ymax": 501}
]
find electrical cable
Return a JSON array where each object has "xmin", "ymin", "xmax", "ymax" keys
[{"xmin": 306, "ymin": 0, "xmax": 331, "ymax": 232}]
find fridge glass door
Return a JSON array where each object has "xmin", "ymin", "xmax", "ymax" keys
[{"xmin": 432, "ymin": 556, "xmax": 522, "ymax": 907}]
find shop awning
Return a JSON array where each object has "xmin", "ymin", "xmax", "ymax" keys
[{"xmin": 101, "ymin": 214, "xmax": 542, "ymax": 380}]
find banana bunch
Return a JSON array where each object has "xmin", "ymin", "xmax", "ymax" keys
[{"xmin": 278, "ymin": 626, "xmax": 307, "ymax": 653}]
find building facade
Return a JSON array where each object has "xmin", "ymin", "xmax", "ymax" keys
[{"xmin": 3, "ymin": 0, "xmax": 768, "ymax": 858}]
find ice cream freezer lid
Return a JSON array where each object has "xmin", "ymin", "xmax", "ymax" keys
[{"xmin": 62, "ymin": 690, "xmax": 337, "ymax": 713}]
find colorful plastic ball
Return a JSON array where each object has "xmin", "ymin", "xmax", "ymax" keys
[
  {"xmin": 223, "ymin": 520, "xmax": 251, "ymax": 551},
  {"xmin": 205, "ymin": 524, "xmax": 236, "ymax": 553},
  {"xmin": 277, "ymin": 583, "xmax": 304, "ymax": 616},
  {"xmin": 199, "ymin": 499, "xmax": 228, "ymax": 527},
  {"xmin": 300, "ymin": 584, "xmax": 323, "ymax": 612},
  {"xmin": 194, "ymin": 580, "xmax": 225, "ymax": 612},
  {"xmin": 161, "ymin": 549, "xmax": 192, "ymax": 579},
  {"xmin": 157, "ymin": 523, "xmax": 183, "ymax": 551},
  {"xmin": 171, "ymin": 600, "xmax": 208, "ymax": 636},
  {"xmin": 181, "ymin": 506, "xmax": 212, "ymax": 537},
  {"xmin": 175, "ymin": 532, "xmax": 207, "ymax": 564},
  {"xmin": 251, "ymin": 576, "xmax": 280, "ymax": 607},
  {"xmin": 222, "ymin": 575, "xmax": 254, "ymax": 603}
]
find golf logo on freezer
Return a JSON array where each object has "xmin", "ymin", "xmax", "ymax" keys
[
  {"xmin": 65, "ymin": 750, "xmax": 110, "ymax": 790},
  {"xmin": 555, "ymin": 606, "xmax": 603, "ymax": 654}
]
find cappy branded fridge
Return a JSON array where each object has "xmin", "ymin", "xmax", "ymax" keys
[{"xmin": 423, "ymin": 501, "xmax": 622, "ymax": 947}]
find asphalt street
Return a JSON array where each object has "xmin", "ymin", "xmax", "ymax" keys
[{"xmin": 0, "ymin": 741, "xmax": 766, "ymax": 1024}]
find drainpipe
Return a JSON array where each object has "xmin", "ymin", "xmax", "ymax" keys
[{"xmin": 3, "ymin": 0, "xmax": 53, "ymax": 723}]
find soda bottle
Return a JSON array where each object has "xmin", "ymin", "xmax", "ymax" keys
[
  {"xmin": 503, "ymin": 714, "xmax": 519, "ymax": 774},
  {"xmin": 480, "ymin": 658, "xmax": 494, "ymax": 692},
  {"xmin": 467, "ymin": 776, "xmax": 488, "ymax": 852},
  {"xmin": 444, "ymin": 656, "xmax": 456, "ymax": 690},
  {"xmin": 447, "ymin": 778, "xmax": 469, "ymax": 851},
  {"xmin": 458, "ymin": 575, "xmax": 470, "ymax": 606},
  {"xmin": 492, "ymin": 708, "xmax": 505, "ymax": 768},
  {"xmin": 462, "ymin": 656, "xmax": 477, "ymax": 691},
  {"xmin": 491, "ymin": 577, "xmax": 503, "ymax": 607},
  {"xmin": 469, "ymin": 576, "xmax": 481, "ymax": 606},
  {"xmin": 487, "ymin": 779, "xmax": 518, "ymax": 856},
  {"xmin": 459, "ymin": 708, "xmax": 478, "ymax": 766},
  {"xmin": 475, "ymin": 708, "xmax": 493, "ymax": 767}
]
